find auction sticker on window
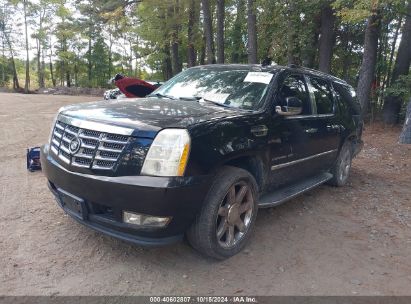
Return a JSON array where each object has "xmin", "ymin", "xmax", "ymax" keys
[{"xmin": 243, "ymin": 72, "xmax": 273, "ymax": 84}]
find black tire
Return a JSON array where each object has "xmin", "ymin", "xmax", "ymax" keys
[
  {"xmin": 328, "ymin": 141, "xmax": 353, "ymax": 187},
  {"xmin": 187, "ymin": 166, "xmax": 258, "ymax": 260}
]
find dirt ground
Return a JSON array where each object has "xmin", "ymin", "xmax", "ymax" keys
[{"xmin": 0, "ymin": 92, "xmax": 410, "ymax": 296}]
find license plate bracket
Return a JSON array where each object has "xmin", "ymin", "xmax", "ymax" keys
[{"xmin": 57, "ymin": 188, "xmax": 87, "ymax": 220}]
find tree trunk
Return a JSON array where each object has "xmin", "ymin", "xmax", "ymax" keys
[
  {"xmin": 382, "ymin": 1, "xmax": 411, "ymax": 124},
  {"xmin": 399, "ymin": 99, "xmax": 411, "ymax": 144},
  {"xmin": 171, "ymin": 33, "xmax": 180, "ymax": 75},
  {"xmin": 171, "ymin": 0, "xmax": 181, "ymax": 75},
  {"xmin": 246, "ymin": 0, "xmax": 257, "ymax": 64},
  {"xmin": 37, "ymin": 41, "xmax": 45, "ymax": 88},
  {"xmin": 302, "ymin": 14, "xmax": 320, "ymax": 68},
  {"xmin": 2, "ymin": 28, "xmax": 19, "ymax": 89},
  {"xmin": 199, "ymin": 34, "xmax": 206, "ymax": 65},
  {"xmin": 74, "ymin": 55, "xmax": 78, "ymax": 86},
  {"xmin": 216, "ymin": 0, "xmax": 225, "ymax": 64},
  {"xmin": 390, "ymin": 6, "xmax": 411, "ymax": 83},
  {"xmin": 37, "ymin": 41, "xmax": 42, "ymax": 88},
  {"xmin": 66, "ymin": 70, "xmax": 71, "ymax": 87},
  {"xmin": 128, "ymin": 40, "xmax": 133, "ymax": 74},
  {"xmin": 201, "ymin": 0, "xmax": 214, "ymax": 64},
  {"xmin": 108, "ymin": 33, "xmax": 113, "ymax": 78},
  {"xmin": 231, "ymin": 0, "xmax": 244, "ymax": 63},
  {"xmin": 23, "ymin": 0, "xmax": 30, "ymax": 93},
  {"xmin": 286, "ymin": 2, "xmax": 299, "ymax": 65},
  {"xmin": 88, "ymin": 36, "xmax": 92, "ymax": 85},
  {"xmin": 10, "ymin": 54, "xmax": 19, "ymax": 89},
  {"xmin": 187, "ymin": 0, "xmax": 197, "ymax": 67},
  {"xmin": 49, "ymin": 36, "xmax": 56, "ymax": 87},
  {"xmin": 37, "ymin": 13, "xmax": 45, "ymax": 89},
  {"xmin": 318, "ymin": 3, "xmax": 336, "ymax": 73},
  {"xmin": 375, "ymin": 19, "xmax": 390, "ymax": 115},
  {"xmin": 163, "ymin": 41, "xmax": 173, "ymax": 80},
  {"xmin": 385, "ymin": 17, "xmax": 402, "ymax": 87},
  {"xmin": 1, "ymin": 33, "xmax": 4, "ymax": 85},
  {"xmin": 342, "ymin": 41, "xmax": 353, "ymax": 82},
  {"xmin": 41, "ymin": 46, "xmax": 45, "ymax": 87},
  {"xmin": 356, "ymin": 12, "xmax": 381, "ymax": 116}
]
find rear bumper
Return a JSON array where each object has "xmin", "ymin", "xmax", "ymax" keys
[{"xmin": 41, "ymin": 145, "xmax": 212, "ymax": 246}]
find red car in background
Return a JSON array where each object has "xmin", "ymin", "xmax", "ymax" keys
[{"xmin": 104, "ymin": 74, "xmax": 162, "ymax": 100}]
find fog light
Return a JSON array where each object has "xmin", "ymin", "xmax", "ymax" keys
[{"xmin": 123, "ymin": 211, "xmax": 171, "ymax": 228}]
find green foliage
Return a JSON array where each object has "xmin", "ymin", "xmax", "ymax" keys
[
  {"xmin": 0, "ymin": 57, "xmax": 11, "ymax": 86},
  {"xmin": 385, "ymin": 74, "xmax": 411, "ymax": 100}
]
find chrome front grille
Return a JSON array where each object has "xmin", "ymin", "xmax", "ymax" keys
[{"xmin": 50, "ymin": 119, "xmax": 130, "ymax": 170}]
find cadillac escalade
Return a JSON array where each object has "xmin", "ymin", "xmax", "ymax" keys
[{"xmin": 41, "ymin": 64, "xmax": 363, "ymax": 259}]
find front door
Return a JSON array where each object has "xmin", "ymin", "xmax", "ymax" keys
[{"xmin": 268, "ymin": 73, "xmax": 317, "ymax": 188}]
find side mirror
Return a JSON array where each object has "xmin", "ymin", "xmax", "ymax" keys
[{"xmin": 276, "ymin": 96, "xmax": 303, "ymax": 116}]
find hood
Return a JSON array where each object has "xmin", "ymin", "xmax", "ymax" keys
[{"xmin": 59, "ymin": 98, "xmax": 244, "ymax": 138}]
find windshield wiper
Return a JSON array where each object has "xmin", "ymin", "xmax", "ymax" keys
[
  {"xmin": 202, "ymin": 98, "xmax": 232, "ymax": 108},
  {"xmin": 147, "ymin": 93, "xmax": 176, "ymax": 100},
  {"xmin": 178, "ymin": 96, "xmax": 202, "ymax": 101},
  {"xmin": 202, "ymin": 98, "xmax": 253, "ymax": 112}
]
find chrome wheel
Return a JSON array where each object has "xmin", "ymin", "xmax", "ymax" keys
[
  {"xmin": 216, "ymin": 181, "xmax": 254, "ymax": 249},
  {"xmin": 339, "ymin": 149, "xmax": 351, "ymax": 183}
]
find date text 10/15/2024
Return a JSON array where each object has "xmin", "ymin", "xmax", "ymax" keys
[{"xmin": 149, "ymin": 296, "xmax": 258, "ymax": 303}]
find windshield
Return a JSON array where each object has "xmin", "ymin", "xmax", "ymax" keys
[{"xmin": 151, "ymin": 67, "xmax": 274, "ymax": 110}]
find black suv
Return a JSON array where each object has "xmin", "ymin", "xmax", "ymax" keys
[{"xmin": 41, "ymin": 64, "xmax": 363, "ymax": 259}]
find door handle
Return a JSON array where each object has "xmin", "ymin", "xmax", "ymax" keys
[
  {"xmin": 304, "ymin": 128, "xmax": 318, "ymax": 134},
  {"xmin": 326, "ymin": 124, "xmax": 340, "ymax": 132}
]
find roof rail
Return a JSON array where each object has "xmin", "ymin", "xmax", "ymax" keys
[
  {"xmin": 297, "ymin": 66, "xmax": 349, "ymax": 84},
  {"xmin": 288, "ymin": 63, "xmax": 299, "ymax": 69}
]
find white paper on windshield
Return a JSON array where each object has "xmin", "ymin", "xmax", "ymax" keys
[
  {"xmin": 243, "ymin": 72, "xmax": 273, "ymax": 84},
  {"xmin": 203, "ymin": 92, "xmax": 230, "ymax": 103}
]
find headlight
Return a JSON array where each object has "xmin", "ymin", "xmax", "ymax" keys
[{"xmin": 141, "ymin": 129, "xmax": 191, "ymax": 177}]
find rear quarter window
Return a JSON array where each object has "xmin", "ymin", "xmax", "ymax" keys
[
  {"xmin": 333, "ymin": 82, "xmax": 361, "ymax": 115},
  {"xmin": 309, "ymin": 77, "xmax": 334, "ymax": 114}
]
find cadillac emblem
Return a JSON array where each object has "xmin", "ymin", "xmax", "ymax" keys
[{"xmin": 69, "ymin": 136, "xmax": 81, "ymax": 154}]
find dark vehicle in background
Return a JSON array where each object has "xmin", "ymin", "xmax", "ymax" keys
[
  {"xmin": 103, "ymin": 88, "xmax": 122, "ymax": 100},
  {"xmin": 41, "ymin": 64, "xmax": 363, "ymax": 259}
]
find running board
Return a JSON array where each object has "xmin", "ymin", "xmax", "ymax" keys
[{"xmin": 258, "ymin": 172, "xmax": 333, "ymax": 208}]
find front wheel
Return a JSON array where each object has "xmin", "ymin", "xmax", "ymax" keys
[
  {"xmin": 328, "ymin": 141, "xmax": 353, "ymax": 187},
  {"xmin": 187, "ymin": 166, "xmax": 258, "ymax": 260}
]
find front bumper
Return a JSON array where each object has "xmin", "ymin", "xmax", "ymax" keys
[{"xmin": 41, "ymin": 145, "xmax": 212, "ymax": 246}]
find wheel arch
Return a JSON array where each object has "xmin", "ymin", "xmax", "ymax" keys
[
  {"xmin": 218, "ymin": 154, "xmax": 266, "ymax": 193},
  {"xmin": 340, "ymin": 132, "xmax": 360, "ymax": 156}
]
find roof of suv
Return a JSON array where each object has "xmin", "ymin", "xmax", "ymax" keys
[{"xmin": 193, "ymin": 64, "xmax": 349, "ymax": 87}]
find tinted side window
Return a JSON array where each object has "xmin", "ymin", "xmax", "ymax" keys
[
  {"xmin": 279, "ymin": 75, "xmax": 311, "ymax": 115},
  {"xmin": 334, "ymin": 86, "xmax": 349, "ymax": 116},
  {"xmin": 309, "ymin": 77, "xmax": 334, "ymax": 114},
  {"xmin": 333, "ymin": 82, "xmax": 361, "ymax": 115}
]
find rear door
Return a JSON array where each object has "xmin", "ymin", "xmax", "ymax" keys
[{"xmin": 304, "ymin": 75, "xmax": 340, "ymax": 171}]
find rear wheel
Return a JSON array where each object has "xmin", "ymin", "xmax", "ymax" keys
[
  {"xmin": 328, "ymin": 141, "xmax": 353, "ymax": 187},
  {"xmin": 187, "ymin": 166, "xmax": 258, "ymax": 260}
]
